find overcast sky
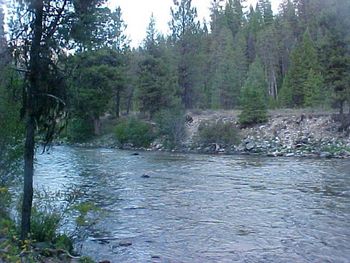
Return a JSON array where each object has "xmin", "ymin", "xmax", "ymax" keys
[{"xmin": 108, "ymin": 0, "xmax": 282, "ymax": 47}]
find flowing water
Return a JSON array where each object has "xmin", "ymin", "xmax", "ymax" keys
[{"xmin": 34, "ymin": 146, "xmax": 350, "ymax": 262}]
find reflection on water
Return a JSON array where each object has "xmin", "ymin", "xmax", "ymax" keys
[{"xmin": 35, "ymin": 146, "xmax": 350, "ymax": 262}]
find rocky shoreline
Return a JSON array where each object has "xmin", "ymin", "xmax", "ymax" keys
[{"xmin": 72, "ymin": 110, "xmax": 350, "ymax": 159}]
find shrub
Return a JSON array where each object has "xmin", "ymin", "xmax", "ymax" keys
[
  {"xmin": 30, "ymin": 208, "xmax": 61, "ymax": 242},
  {"xmin": 115, "ymin": 118, "xmax": 155, "ymax": 147},
  {"xmin": 66, "ymin": 117, "xmax": 94, "ymax": 142},
  {"xmin": 196, "ymin": 121, "xmax": 240, "ymax": 145},
  {"xmin": 154, "ymin": 108, "xmax": 186, "ymax": 148},
  {"xmin": 54, "ymin": 234, "xmax": 74, "ymax": 252},
  {"xmin": 0, "ymin": 187, "xmax": 11, "ymax": 218}
]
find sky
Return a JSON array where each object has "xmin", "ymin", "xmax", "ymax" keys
[{"xmin": 108, "ymin": 0, "xmax": 282, "ymax": 47}]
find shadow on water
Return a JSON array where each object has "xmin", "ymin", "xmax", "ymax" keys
[{"xmin": 35, "ymin": 146, "xmax": 350, "ymax": 262}]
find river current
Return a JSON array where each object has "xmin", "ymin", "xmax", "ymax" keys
[{"xmin": 34, "ymin": 146, "xmax": 350, "ymax": 262}]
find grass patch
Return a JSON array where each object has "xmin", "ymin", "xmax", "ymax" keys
[{"xmin": 196, "ymin": 120, "xmax": 240, "ymax": 145}]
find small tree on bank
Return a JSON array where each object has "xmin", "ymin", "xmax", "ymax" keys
[{"xmin": 239, "ymin": 58, "xmax": 268, "ymax": 126}]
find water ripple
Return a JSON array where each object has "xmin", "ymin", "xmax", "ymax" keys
[{"xmin": 35, "ymin": 146, "xmax": 350, "ymax": 262}]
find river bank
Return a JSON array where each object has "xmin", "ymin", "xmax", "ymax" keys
[{"xmin": 72, "ymin": 109, "xmax": 350, "ymax": 159}]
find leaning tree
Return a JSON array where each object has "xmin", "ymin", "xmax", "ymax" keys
[{"xmin": 9, "ymin": 0, "xmax": 106, "ymax": 240}]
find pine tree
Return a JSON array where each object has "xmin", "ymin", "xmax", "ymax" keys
[
  {"xmin": 319, "ymin": 14, "xmax": 350, "ymax": 115},
  {"xmin": 275, "ymin": 0, "xmax": 298, "ymax": 76},
  {"xmin": 246, "ymin": 4, "xmax": 263, "ymax": 63},
  {"xmin": 303, "ymin": 69, "xmax": 324, "ymax": 107},
  {"xmin": 280, "ymin": 29, "xmax": 321, "ymax": 107},
  {"xmin": 258, "ymin": 0, "xmax": 274, "ymax": 25},
  {"xmin": 224, "ymin": 0, "xmax": 244, "ymax": 38},
  {"xmin": 257, "ymin": 25, "xmax": 279, "ymax": 100},
  {"xmin": 210, "ymin": 26, "xmax": 238, "ymax": 109},
  {"xmin": 239, "ymin": 58, "xmax": 268, "ymax": 125},
  {"xmin": 170, "ymin": 0, "xmax": 200, "ymax": 109},
  {"xmin": 0, "ymin": 7, "xmax": 7, "ymax": 61},
  {"xmin": 10, "ymin": 0, "xmax": 106, "ymax": 240},
  {"xmin": 137, "ymin": 16, "xmax": 178, "ymax": 118}
]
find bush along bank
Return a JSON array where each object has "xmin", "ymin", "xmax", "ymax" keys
[
  {"xmin": 68, "ymin": 111, "xmax": 350, "ymax": 159},
  {"xmin": 180, "ymin": 112, "xmax": 350, "ymax": 158}
]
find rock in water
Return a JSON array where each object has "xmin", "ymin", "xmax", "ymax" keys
[
  {"xmin": 141, "ymin": 174, "xmax": 150, "ymax": 178},
  {"xmin": 118, "ymin": 240, "xmax": 132, "ymax": 247}
]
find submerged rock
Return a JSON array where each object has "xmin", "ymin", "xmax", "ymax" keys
[
  {"xmin": 320, "ymin": 152, "xmax": 332, "ymax": 158},
  {"xmin": 118, "ymin": 240, "xmax": 132, "ymax": 247}
]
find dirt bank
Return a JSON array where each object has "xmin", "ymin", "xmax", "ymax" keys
[
  {"xmin": 76, "ymin": 109, "xmax": 350, "ymax": 159},
  {"xmin": 179, "ymin": 109, "xmax": 350, "ymax": 158}
]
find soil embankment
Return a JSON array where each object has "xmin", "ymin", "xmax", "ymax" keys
[
  {"xmin": 80, "ymin": 109, "xmax": 350, "ymax": 158},
  {"xmin": 179, "ymin": 109, "xmax": 350, "ymax": 158}
]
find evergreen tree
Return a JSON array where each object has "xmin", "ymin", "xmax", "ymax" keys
[
  {"xmin": 69, "ymin": 49, "xmax": 123, "ymax": 135},
  {"xmin": 0, "ymin": 7, "xmax": 5, "ymax": 55},
  {"xmin": 246, "ymin": 4, "xmax": 263, "ymax": 63},
  {"xmin": 257, "ymin": 25, "xmax": 279, "ymax": 100},
  {"xmin": 303, "ymin": 69, "xmax": 324, "ymax": 107},
  {"xmin": 170, "ymin": 0, "xmax": 200, "ymax": 109},
  {"xmin": 239, "ymin": 58, "xmax": 268, "ymax": 125},
  {"xmin": 137, "ymin": 16, "xmax": 178, "ymax": 118},
  {"xmin": 224, "ymin": 0, "xmax": 244, "ymax": 38},
  {"xmin": 9, "ymin": 0, "xmax": 105, "ymax": 239},
  {"xmin": 210, "ymin": 26, "xmax": 238, "ymax": 109},
  {"xmin": 319, "ymin": 13, "xmax": 350, "ymax": 115},
  {"xmin": 280, "ymin": 29, "xmax": 321, "ymax": 107},
  {"xmin": 258, "ymin": 0, "xmax": 274, "ymax": 25},
  {"xmin": 275, "ymin": 0, "xmax": 298, "ymax": 76}
]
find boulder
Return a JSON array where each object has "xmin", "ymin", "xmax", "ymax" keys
[
  {"xmin": 320, "ymin": 152, "xmax": 332, "ymax": 158},
  {"xmin": 245, "ymin": 142, "xmax": 255, "ymax": 151}
]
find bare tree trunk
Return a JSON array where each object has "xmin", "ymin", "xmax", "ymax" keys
[
  {"xmin": 126, "ymin": 86, "xmax": 134, "ymax": 115},
  {"xmin": 21, "ymin": 0, "xmax": 44, "ymax": 240},
  {"xmin": 115, "ymin": 89, "xmax": 120, "ymax": 118},
  {"xmin": 93, "ymin": 117, "xmax": 101, "ymax": 136},
  {"xmin": 21, "ymin": 116, "xmax": 35, "ymax": 240}
]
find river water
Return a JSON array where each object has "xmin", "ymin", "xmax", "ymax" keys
[{"xmin": 34, "ymin": 146, "xmax": 350, "ymax": 262}]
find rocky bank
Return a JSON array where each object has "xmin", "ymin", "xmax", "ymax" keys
[{"xmin": 77, "ymin": 109, "xmax": 350, "ymax": 159}]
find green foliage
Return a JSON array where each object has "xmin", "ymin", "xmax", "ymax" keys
[
  {"xmin": 304, "ymin": 69, "xmax": 325, "ymax": 107},
  {"xmin": 30, "ymin": 208, "xmax": 61, "ymax": 242},
  {"xmin": 0, "ymin": 187, "xmax": 11, "ymax": 218},
  {"xmin": 79, "ymin": 256, "xmax": 96, "ymax": 263},
  {"xmin": 0, "ymin": 217, "xmax": 21, "ymax": 263},
  {"xmin": 154, "ymin": 108, "xmax": 186, "ymax": 148},
  {"xmin": 66, "ymin": 117, "xmax": 94, "ymax": 142},
  {"xmin": 115, "ymin": 118, "xmax": 155, "ymax": 147},
  {"xmin": 54, "ymin": 234, "xmax": 73, "ymax": 252},
  {"xmin": 73, "ymin": 202, "xmax": 100, "ymax": 228},
  {"xmin": 319, "ymin": 12, "xmax": 350, "ymax": 114},
  {"xmin": 0, "ymin": 68, "xmax": 24, "ymax": 185},
  {"xmin": 137, "ymin": 54, "xmax": 177, "ymax": 118},
  {"xmin": 68, "ymin": 49, "xmax": 127, "ymax": 133},
  {"xmin": 196, "ymin": 121, "xmax": 240, "ymax": 145},
  {"xmin": 210, "ymin": 27, "xmax": 246, "ymax": 109},
  {"xmin": 280, "ymin": 29, "xmax": 321, "ymax": 107},
  {"xmin": 239, "ymin": 59, "xmax": 268, "ymax": 125}
]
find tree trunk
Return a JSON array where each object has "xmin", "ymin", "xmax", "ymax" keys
[
  {"xmin": 21, "ymin": 116, "xmax": 35, "ymax": 240},
  {"xmin": 21, "ymin": 0, "xmax": 44, "ymax": 240},
  {"xmin": 126, "ymin": 87, "xmax": 134, "ymax": 115},
  {"xmin": 115, "ymin": 89, "xmax": 120, "ymax": 118},
  {"xmin": 339, "ymin": 100, "xmax": 344, "ymax": 116},
  {"xmin": 93, "ymin": 117, "xmax": 101, "ymax": 136}
]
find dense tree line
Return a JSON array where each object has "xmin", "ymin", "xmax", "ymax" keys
[
  {"xmin": 0, "ymin": 0, "xmax": 349, "ymax": 240},
  {"xmin": 49, "ymin": 0, "xmax": 350, "ymax": 125}
]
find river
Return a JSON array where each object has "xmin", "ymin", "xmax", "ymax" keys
[{"xmin": 34, "ymin": 146, "xmax": 350, "ymax": 262}]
